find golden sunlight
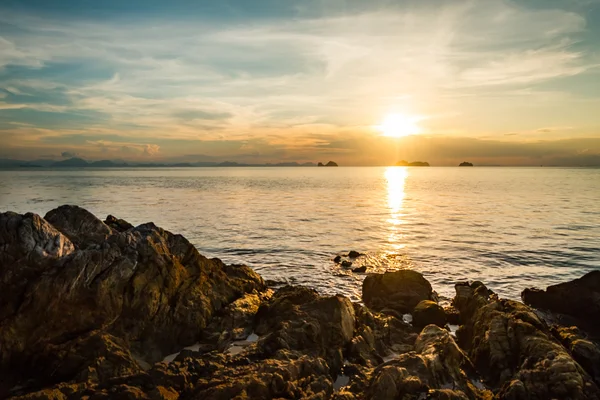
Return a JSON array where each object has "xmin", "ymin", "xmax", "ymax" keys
[{"xmin": 377, "ymin": 113, "xmax": 422, "ymax": 137}]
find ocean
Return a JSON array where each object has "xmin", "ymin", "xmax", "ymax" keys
[{"xmin": 1, "ymin": 166, "xmax": 599, "ymax": 302}]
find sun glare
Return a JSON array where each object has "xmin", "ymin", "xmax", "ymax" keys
[{"xmin": 377, "ymin": 113, "xmax": 422, "ymax": 138}]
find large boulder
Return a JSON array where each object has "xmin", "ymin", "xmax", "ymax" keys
[
  {"xmin": 454, "ymin": 281, "xmax": 600, "ymax": 399},
  {"xmin": 522, "ymin": 271, "xmax": 600, "ymax": 333},
  {"xmin": 0, "ymin": 207, "xmax": 265, "ymax": 393},
  {"xmin": 362, "ymin": 270, "xmax": 434, "ymax": 313},
  {"xmin": 44, "ymin": 205, "xmax": 114, "ymax": 248}
]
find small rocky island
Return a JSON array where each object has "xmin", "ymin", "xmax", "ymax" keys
[
  {"xmin": 1, "ymin": 205, "xmax": 600, "ymax": 399},
  {"xmin": 459, "ymin": 161, "xmax": 474, "ymax": 167},
  {"xmin": 396, "ymin": 160, "xmax": 430, "ymax": 167},
  {"xmin": 318, "ymin": 161, "xmax": 338, "ymax": 167}
]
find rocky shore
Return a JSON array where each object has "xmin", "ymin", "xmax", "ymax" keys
[{"xmin": 1, "ymin": 205, "xmax": 599, "ymax": 399}]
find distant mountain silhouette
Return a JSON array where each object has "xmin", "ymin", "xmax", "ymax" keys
[
  {"xmin": 396, "ymin": 160, "xmax": 430, "ymax": 167},
  {"xmin": 52, "ymin": 157, "xmax": 89, "ymax": 167},
  {"xmin": 318, "ymin": 161, "xmax": 338, "ymax": 167},
  {"xmin": 459, "ymin": 161, "xmax": 474, "ymax": 167}
]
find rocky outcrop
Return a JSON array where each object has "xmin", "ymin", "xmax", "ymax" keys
[
  {"xmin": 0, "ymin": 206, "xmax": 264, "ymax": 396},
  {"xmin": 522, "ymin": 270, "xmax": 600, "ymax": 333},
  {"xmin": 454, "ymin": 281, "xmax": 600, "ymax": 399},
  {"xmin": 362, "ymin": 270, "xmax": 435, "ymax": 314},
  {"xmin": 3, "ymin": 206, "xmax": 600, "ymax": 399}
]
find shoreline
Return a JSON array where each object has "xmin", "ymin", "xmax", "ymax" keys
[{"xmin": 1, "ymin": 205, "xmax": 599, "ymax": 399}]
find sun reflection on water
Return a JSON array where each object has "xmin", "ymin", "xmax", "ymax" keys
[{"xmin": 385, "ymin": 167, "xmax": 408, "ymax": 250}]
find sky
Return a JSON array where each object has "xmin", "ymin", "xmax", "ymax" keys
[{"xmin": 1, "ymin": 0, "xmax": 599, "ymax": 166}]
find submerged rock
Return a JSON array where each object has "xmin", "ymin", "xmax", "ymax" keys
[
  {"xmin": 348, "ymin": 251, "xmax": 362, "ymax": 258},
  {"xmin": 352, "ymin": 266, "xmax": 367, "ymax": 273},
  {"xmin": 362, "ymin": 270, "xmax": 434, "ymax": 314}
]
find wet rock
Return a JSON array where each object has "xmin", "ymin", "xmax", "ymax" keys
[
  {"xmin": 104, "ymin": 215, "xmax": 134, "ymax": 233},
  {"xmin": 341, "ymin": 260, "xmax": 352, "ymax": 268},
  {"xmin": 413, "ymin": 300, "xmax": 447, "ymax": 330},
  {"xmin": 352, "ymin": 266, "xmax": 367, "ymax": 273},
  {"xmin": 348, "ymin": 251, "xmax": 362, "ymax": 258},
  {"xmin": 362, "ymin": 270, "xmax": 434, "ymax": 314},
  {"xmin": 522, "ymin": 271, "xmax": 600, "ymax": 333},
  {"xmin": 333, "ymin": 255, "xmax": 342, "ymax": 263},
  {"xmin": 44, "ymin": 205, "xmax": 114, "ymax": 248},
  {"xmin": 444, "ymin": 305, "xmax": 460, "ymax": 325},
  {"xmin": 454, "ymin": 281, "xmax": 600, "ymax": 399}
]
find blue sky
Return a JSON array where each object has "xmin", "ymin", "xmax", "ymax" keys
[{"xmin": 1, "ymin": 0, "xmax": 599, "ymax": 165}]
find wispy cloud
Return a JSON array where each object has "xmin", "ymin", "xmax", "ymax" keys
[{"xmin": 0, "ymin": 0, "xmax": 599, "ymax": 162}]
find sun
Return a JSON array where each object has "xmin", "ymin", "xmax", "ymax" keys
[{"xmin": 377, "ymin": 113, "xmax": 422, "ymax": 137}]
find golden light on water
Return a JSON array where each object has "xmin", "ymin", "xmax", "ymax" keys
[
  {"xmin": 385, "ymin": 167, "xmax": 408, "ymax": 251},
  {"xmin": 377, "ymin": 113, "xmax": 422, "ymax": 138}
]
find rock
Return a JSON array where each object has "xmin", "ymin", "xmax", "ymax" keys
[
  {"xmin": 352, "ymin": 266, "xmax": 367, "ymax": 273},
  {"xmin": 348, "ymin": 251, "xmax": 362, "ymax": 258},
  {"xmin": 552, "ymin": 326, "xmax": 600, "ymax": 386},
  {"xmin": 341, "ymin": 260, "xmax": 353, "ymax": 268},
  {"xmin": 366, "ymin": 325, "xmax": 490, "ymax": 399},
  {"xmin": 333, "ymin": 255, "xmax": 342, "ymax": 263},
  {"xmin": 0, "ymin": 207, "xmax": 265, "ymax": 392},
  {"xmin": 444, "ymin": 305, "xmax": 460, "ymax": 325},
  {"xmin": 522, "ymin": 271, "xmax": 600, "ymax": 333},
  {"xmin": 362, "ymin": 270, "xmax": 434, "ymax": 314},
  {"xmin": 104, "ymin": 215, "xmax": 134, "ymax": 232},
  {"xmin": 254, "ymin": 286, "xmax": 355, "ymax": 371},
  {"xmin": 44, "ymin": 205, "xmax": 114, "ymax": 248},
  {"xmin": 412, "ymin": 300, "xmax": 447, "ymax": 330},
  {"xmin": 454, "ymin": 281, "xmax": 600, "ymax": 399}
]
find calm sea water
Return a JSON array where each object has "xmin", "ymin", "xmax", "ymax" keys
[{"xmin": 1, "ymin": 167, "xmax": 599, "ymax": 301}]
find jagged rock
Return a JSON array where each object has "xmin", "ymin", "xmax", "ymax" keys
[
  {"xmin": 413, "ymin": 300, "xmax": 447, "ymax": 330},
  {"xmin": 0, "ymin": 208, "xmax": 265, "ymax": 393},
  {"xmin": 522, "ymin": 271, "xmax": 600, "ymax": 333},
  {"xmin": 254, "ymin": 286, "xmax": 355, "ymax": 372},
  {"xmin": 454, "ymin": 281, "xmax": 600, "ymax": 399},
  {"xmin": 444, "ymin": 305, "xmax": 460, "ymax": 325},
  {"xmin": 366, "ymin": 325, "xmax": 490, "ymax": 400},
  {"xmin": 104, "ymin": 215, "xmax": 134, "ymax": 233},
  {"xmin": 362, "ymin": 270, "xmax": 434, "ymax": 314},
  {"xmin": 44, "ymin": 205, "xmax": 114, "ymax": 248},
  {"xmin": 553, "ymin": 326, "xmax": 600, "ymax": 387},
  {"xmin": 0, "ymin": 212, "xmax": 75, "ymax": 321}
]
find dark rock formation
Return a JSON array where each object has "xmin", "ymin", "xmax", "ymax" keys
[
  {"xmin": 3, "ymin": 207, "xmax": 600, "ymax": 400},
  {"xmin": 454, "ymin": 280, "xmax": 600, "ymax": 399},
  {"xmin": 104, "ymin": 214, "xmax": 134, "ymax": 232},
  {"xmin": 352, "ymin": 266, "xmax": 367, "ymax": 273},
  {"xmin": 44, "ymin": 205, "xmax": 114, "ymax": 248},
  {"xmin": 459, "ymin": 161, "xmax": 474, "ymax": 166},
  {"xmin": 412, "ymin": 300, "xmax": 447, "ymax": 330},
  {"xmin": 333, "ymin": 255, "xmax": 342, "ymax": 263},
  {"xmin": 341, "ymin": 260, "xmax": 353, "ymax": 268},
  {"xmin": 522, "ymin": 271, "xmax": 600, "ymax": 333},
  {"xmin": 348, "ymin": 250, "xmax": 362, "ymax": 258},
  {"xmin": 362, "ymin": 270, "xmax": 435, "ymax": 313}
]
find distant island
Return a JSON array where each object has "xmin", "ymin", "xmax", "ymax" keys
[
  {"xmin": 459, "ymin": 161, "xmax": 474, "ymax": 167},
  {"xmin": 0, "ymin": 157, "xmax": 318, "ymax": 169},
  {"xmin": 396, "ymin": 160, "xmax": 430, "ymax": 167},
  {"xmin": 317, "ymin": 161, "xmax": 338, "ymax": 167}
]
